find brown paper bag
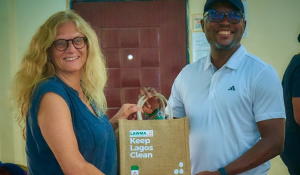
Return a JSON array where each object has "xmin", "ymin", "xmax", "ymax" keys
[{"xmin": 118, "ymin": 93, "xmax": 191, "ymax": 175}]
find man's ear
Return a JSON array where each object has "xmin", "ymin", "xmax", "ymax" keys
[
  {"xmin": 200, "ymin": 19, "xmax": 205, "ymax": 32},
  {"xmin": 243, "ymin": 19, "xmax": 247, "ymax": 30}
]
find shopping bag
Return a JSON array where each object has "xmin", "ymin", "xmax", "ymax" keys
[{"xmin": 118, "ymin": 93, "xmax": 191, "ymax": 175}]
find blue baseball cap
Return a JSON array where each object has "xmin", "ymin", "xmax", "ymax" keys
[
  {"xmin": 0, "ymin": 161, "xmax": 26, "ymax": 175},
  {"xmin": 204, "ymin": 0, "xmax": 244, "ymax": 12}
]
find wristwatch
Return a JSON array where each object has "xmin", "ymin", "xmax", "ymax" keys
[{"xmin": 218, "ymin": 167, "xmax": 228, "ymax": 175}]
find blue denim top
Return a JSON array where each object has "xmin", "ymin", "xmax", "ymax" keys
[{"xmin": 26, "ymin": 75, "xmax": 117, "ymax": 175}]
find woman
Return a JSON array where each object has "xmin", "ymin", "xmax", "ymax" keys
[
  {"xmin": 280, "ymin": 33, "xmax": 300, "ymax": 175},
  {"xmin": 10, "ymin": 10, "xmax": 138, "ymax": 175}
]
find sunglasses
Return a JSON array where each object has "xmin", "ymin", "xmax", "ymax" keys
[{"xmin": 203, "ymin": 10, "xmax": 244, "ymax": 24}]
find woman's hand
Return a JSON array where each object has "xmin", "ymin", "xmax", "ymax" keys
[
  {"xmin": 110, "ymin": 104, "xmax": 139, "ymax": 130},
  {"xmin": 139, "ymin": 87, "xmax": 161, "ymax": 114}
]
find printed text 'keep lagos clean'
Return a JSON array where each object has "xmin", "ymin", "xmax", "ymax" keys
[{"xmin": 129, "ymin": 130, "xmax": 153, "ymax": 158}]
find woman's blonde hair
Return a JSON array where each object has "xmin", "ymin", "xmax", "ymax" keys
[{"xmin": 10, "ymin": 10, "xmax": 107, "ymax": 137}]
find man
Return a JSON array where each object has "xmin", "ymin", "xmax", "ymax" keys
[
  {"xmin": 280, "ymin": 33, "xmax": 300, "ymax": 175},
  {"xmin": 141, "ymin": 0, "xmax": 285, "ymax": 174}
]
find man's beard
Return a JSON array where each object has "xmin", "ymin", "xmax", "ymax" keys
[{"xmin": 215, "ymin": 41, "xmax": 235, "ymax": 50}]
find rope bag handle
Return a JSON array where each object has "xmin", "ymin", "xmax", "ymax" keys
[{"xmin": 137, "ymin": 93, "xmax": 173, "ymax": 120}]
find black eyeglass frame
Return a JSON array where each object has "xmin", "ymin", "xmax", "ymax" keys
[
  {"xmin": 203, "ymin": 10, "xmax": 244, "ymax": 24},
  {"xmin": 52, "ymin": 37, "xmax": 88, "ymax": 51}
]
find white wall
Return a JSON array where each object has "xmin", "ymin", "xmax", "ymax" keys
[{"xmin": 0, "ymin": 0, "xmax": 67, "ymax": 165}]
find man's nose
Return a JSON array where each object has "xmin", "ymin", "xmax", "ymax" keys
[{"xmin": 219, "ymin": 15, "xmax": 230, "ymax": 24}]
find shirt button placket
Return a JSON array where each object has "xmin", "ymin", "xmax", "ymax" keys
[{"xmin": 209, "ymin": 69, "xmax": 220, "ymax": 99}]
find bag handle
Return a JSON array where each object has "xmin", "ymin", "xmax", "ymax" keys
[{"xmin": 137, "ymin": 93, "xmax": 173, "ymax": 120}]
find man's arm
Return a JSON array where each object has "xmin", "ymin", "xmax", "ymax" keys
[
  {"xmin": 196, "ymin": 118, "xmax": 285, "ymax": 175},
  {"xmin": 223, "ymin": 66, "xmax": 286, "ymax": 175},
  {"xmin": 293, "ymin": 97, "xmax": 300, "ymax": 125},
  {"xmin": 223, "ymin": 118, "xmax": 285, "ymax": 175}
]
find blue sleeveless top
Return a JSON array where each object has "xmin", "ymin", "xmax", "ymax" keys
[{"xmin": 26, "ymin": 75, "xmax": 117, "ymax": 175}]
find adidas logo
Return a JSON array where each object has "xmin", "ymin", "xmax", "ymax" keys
[{"xmin": 228, "ymin": 86, "xmax": 235, "ymax": 91}]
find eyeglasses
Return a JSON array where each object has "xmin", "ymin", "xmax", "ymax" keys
[
  {"xmin": 203, "ymin": 10, "xmax": 244, "ymax": 24},
  {"xmin": 52, "ymin": 37, "xmax": 87, "ymax": 51}
]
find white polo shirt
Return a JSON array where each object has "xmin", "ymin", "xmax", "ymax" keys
[{"xmin": 168, "ymin": 45, "xmax": 285, "ymax": 175}]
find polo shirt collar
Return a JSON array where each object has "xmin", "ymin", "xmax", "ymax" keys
[
  {"xmin": 204, "ymin": 53, "xmax": 213, "ymax": 71},
  {"xmin": 203, "ymin": 45, "xmax": 247, "ymax": 71},
  {"xmin": 224, "ymin": 45, "xmax": 247, "ymax": 70}
]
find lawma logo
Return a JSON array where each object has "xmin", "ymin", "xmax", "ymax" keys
[
  {"xmin": 130, "ymin": 131, "xmax": 146, "ymax": 136},
  {"xmin": 129, "ymin": 130, "xmax": 153, "ymax": 137}
]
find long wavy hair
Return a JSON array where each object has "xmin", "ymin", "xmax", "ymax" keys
[{"xmin": 10, "ymin": 10, "xmax": 107, "ymax": 138}]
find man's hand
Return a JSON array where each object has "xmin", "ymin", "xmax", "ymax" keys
[
  {"xmin": 196, "ymin": 171, "xmax": 220, "ymax": 175},
  {"xmin": 139, "ymin": 87, "xmax": 161, "ymax": 114}
]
